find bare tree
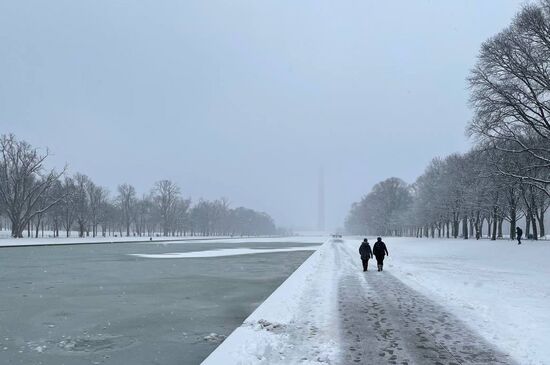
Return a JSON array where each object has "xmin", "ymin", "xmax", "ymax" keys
[
  {"xmin": 73, "ymin": 173, "xmax": 91, "ymax": 237},
  {"xmin": 152, "ymin": 180, "xmax": 181, "ymax": 236},
  {"xmin": 0, "ymin": 134, "xmax": 64, "ymax": 237},
  {"xmin": 116, "ymin": 183, "xmax": 136, "ymax": 236},
  {"xmin": 47, "ymin": 179, "xmax": 65, "ymax": 237},
  {"xmin": 88, "ymin": 183, "xmax": 108, "ymax": 237},
  {"xmin": 468, "ymin": 1, "xmax": 550, "ymax": 195},
  {"xmin": 60, "ymin": 177, "xmax": 77, "ymax": 237}
]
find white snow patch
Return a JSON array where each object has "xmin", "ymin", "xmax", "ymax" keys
[
  {"xmin": 129, "ymin": 246, "xmax": 320, "ymax": 259},
  {"xmin": 204, "ymin": 333, "xmax": 227, "ymax": 343}
]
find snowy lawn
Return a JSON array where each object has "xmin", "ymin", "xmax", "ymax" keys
[
  {"xmin": 385, "ymin": 237, "xmax": 550, "ymax": 365},
  {"xmin": 203, "ymin": 237, "xmax": 550, "ymax": 365}
]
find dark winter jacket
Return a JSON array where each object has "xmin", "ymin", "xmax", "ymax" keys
[
  {"xmin": 373, "ymin": 241, "xmax": 388, "ymax": 257},
  {"xmin": 359, "ymin": 242, "xmax": 373, "ymax": 260},
  {"xmin": 516, "ymin": 227, "xmax": 523, "ymax": 237}
]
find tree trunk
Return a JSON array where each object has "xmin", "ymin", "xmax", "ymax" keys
[
  {"xmin": 462, "ymin": 216, "xmax": 468, "ymax": 239},
  {"xmin": 474, "ymin": 211, "xmax": 481, "ymax": 240},
  {"xmin": 479, "ymin": 217, "xmax": 484, "ymax": 238},
  {"xmin": 531, "ymin": 214, "xmax": 538, "ymax": 240},
  {"xmin": 11, "ymin": 220, "xmax": 23, "ymax": 238},
  {"xmin": 509, "ymin": 207, "xmax": 516, "ymax": 240},
  {"xmin": 453, "ymin": 216, "xmax": 459, "ymax": 238},
  {"xmin": 491, "ymin": 207, "xmax": 497, "ymax": 241},
  {"xmin": 35, "ymin": 216, "xmax": 41, "ymax": 238},
  {"xmin": 79, "ymin": 222, "xmax": 85, "ymax": 238},
  {"xmin": 537, "ymin": 208, "xmax": 545, "ymax": 238}
]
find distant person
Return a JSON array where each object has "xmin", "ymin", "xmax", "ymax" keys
[
  {"xmin": 516, "ymin": 226, "xmax": 523, "ymax": 245},
  {"xmin": 358, "ymin": 238, "xmax": 373, "ymax": 272},
  {"xmin": 372, "ymin": 237, "xmax": 389, "ymax": 272}
]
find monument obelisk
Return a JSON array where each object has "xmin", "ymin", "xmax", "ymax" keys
[{"xmin": 318, "ymin": 167, "xmax": 325, "ymax": 232}]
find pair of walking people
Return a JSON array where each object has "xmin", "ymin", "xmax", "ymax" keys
[{"xmin": 359, "ymin": 237, "xmax": 388, "ymax": 272}]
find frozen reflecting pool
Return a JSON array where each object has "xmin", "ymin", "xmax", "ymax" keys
[{"xmin": 0, "ymin": 238, "xmax": 320, "ymax": 365}]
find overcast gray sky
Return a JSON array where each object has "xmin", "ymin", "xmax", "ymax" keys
[{"xmin": 0, "ymin": 0, "xmax": 528, "ymax": 230}]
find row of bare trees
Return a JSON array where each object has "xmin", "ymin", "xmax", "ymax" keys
[
  {"xmin": 346, "ymin": 0, "xmax": 550, "ymax": 240},
  {"xmin": 0, "ymin": 134, "xmax": 278, "ymax": 238},
  {"xmin": 345, "ymin": 178, "xmax": 412, "ymax": 237},
  {"xmin": 345, "ymin": 148, "xmax": 550, "ymax": 240}
]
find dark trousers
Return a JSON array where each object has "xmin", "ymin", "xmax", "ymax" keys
[
  {"xmin": 517, "ymin": 235, "xmax": 522, "ymax": 245},
  {"xmin": 375, "ymin": 255, "xmax": 385, "ymax": 267},
  {"xmin": 361, "ymin": 259, "xmax": 370, "ymax": 271}
]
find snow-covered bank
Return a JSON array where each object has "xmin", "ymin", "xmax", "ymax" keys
[
  {"xmin": 0, "ymin": 235, "xmax": 226, "ymax": 247},
  {"xmin": 130, "ymin": 246, "xmax": 320, "ymax": 259},
  {"xmin": 202, "ymin": 239, "xmax": 341, "ymax": 364},
  {"xmin": 0, "ymin": 235, "xmax": 323, "ymax": 248},
  {"xmin": 203, "ymin": 237, "xmax": 550, "ymax": 365}
]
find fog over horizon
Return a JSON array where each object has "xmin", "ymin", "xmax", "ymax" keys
[{"xmin": 0, "ymin": 0, "xmax": 527, "ymax": 230}]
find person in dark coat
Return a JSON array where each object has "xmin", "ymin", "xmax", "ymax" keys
[
  {"xmin": 358, "ymin": 238, "xmax": 373, "ymax": 272},
  {"xmin": 516, "ymin": 226, "xmax": 523, "ymax": 245},
  {"xmin": 372, "ymin": 237, "xmax": 389, "ymax": 272}
]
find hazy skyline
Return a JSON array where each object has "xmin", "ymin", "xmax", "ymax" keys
[{"xmin": 0, "ymin": 0, "xmax": 528, "ymax": 229}]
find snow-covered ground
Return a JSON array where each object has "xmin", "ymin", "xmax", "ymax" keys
[
  {"xmin": 202, "ymin": 237, "xmax": 550, "ymax": 365},
  {"xmin": 0, "ymin": 235, "xmax": 175, "ymax": 247},
  {"xmin": 386, "ymin": 237, "xmax": 550, "ymax": 365},
  {"xmin": 0, "ymin": 235, "xmax": 322, "ymax": 248}
]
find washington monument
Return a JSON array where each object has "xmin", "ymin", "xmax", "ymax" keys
[{"xmin": 318, "ymin": 167, "xmax": 325, "ymax": 231}]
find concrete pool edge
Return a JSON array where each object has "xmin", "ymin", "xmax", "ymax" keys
[{"xmin": 201, "ymin": 238, "xmax": 335, "ymax": 364}]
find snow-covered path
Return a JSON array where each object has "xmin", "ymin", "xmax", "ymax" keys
[
  {"xmin": 203, "ymin": 238, "xmax": 548, "ymax": 365},
  {"xmin": 336, "ymin": 241, "xmax": 516, "ymax": 365}
]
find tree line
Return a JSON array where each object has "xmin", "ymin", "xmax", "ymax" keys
[
  {"xmin": 0, "ymin": 134, "xmax": 279, "ymax": 238},
  {"xmin": 346, "ymin": 0, "xmax": 550, "ymax": 240}
]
